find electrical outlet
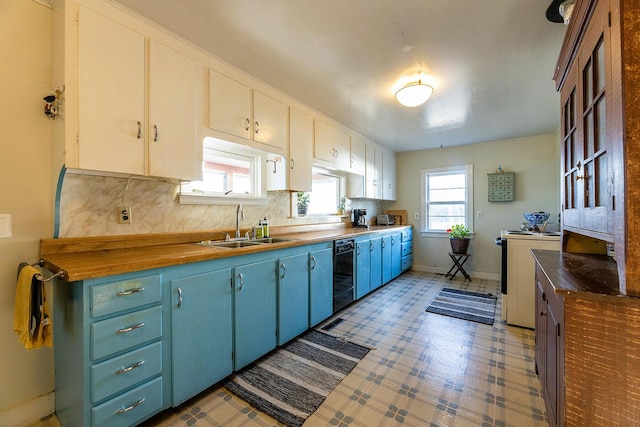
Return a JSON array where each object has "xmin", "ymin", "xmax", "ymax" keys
[
  {"xmin": 414, "ymin": 212, "xmax": 420, "ymax": 220},
  {"xmin": 118, "ymin": 206, "xmax": 132, "ymax": 224}
]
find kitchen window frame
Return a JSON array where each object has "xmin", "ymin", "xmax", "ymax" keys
[{"xmin": 420, "ymin": 164, "xmax": 474, "ymax": 237}]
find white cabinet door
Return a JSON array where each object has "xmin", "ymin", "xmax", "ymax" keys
[
  {"xmin": 366, "ymin": 145, "xmax": 383, "ymax": 199},
  {"xmin": 208, "ymin": 69, "xmax": 252, "ymax": 140},
  {"xmin": 77, "ymin": 5, "xmax": 145, "ymax": 175},
  {"xmin": 382, "ymin": 150, "xmax": 396, "ymax": 201},
  {"xmin": 350, "ymin": 134, "xmax": 366, "ymax": 176},
  {"xmin": 314, "ymin": 119, "xmax": 351, "ymax": 170},
  {"xmin": 253, "ymin": 90, "xmax": 286, "ymax": 150},
  {"xmin": 148, "ymin": 39, "xmax": 197, "ymax": 180},
  {"xmin": 288, "ymin": 107, "xmax": 312, "ymax": 192}
]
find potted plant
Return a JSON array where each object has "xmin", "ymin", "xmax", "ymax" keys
[
  {"xmin": 337, "ymin": 197, "xmax": 346, "ymax": 215},
  {"xmin": 297, "ymin": 192, "xmax": 310, "ymax": 215},
  {"xmin": 447, "ymin": 224, "xmax": 471, "ymax": 254}
]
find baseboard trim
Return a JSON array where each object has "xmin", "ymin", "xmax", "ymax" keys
[
  {"xmin": 0, "ymin": 392, "xmax": 55, "ymax": 427},
  {"xmin": 411, "ymin": 264, "xmax": 501, "ymax": 282}
]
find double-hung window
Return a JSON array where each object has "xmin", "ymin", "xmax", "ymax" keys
[{"xmin": 421, "ymin": 165, "xmax": 473, "ymax": 234}]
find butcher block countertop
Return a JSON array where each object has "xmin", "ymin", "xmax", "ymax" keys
[{"xmin": 41, "ymin": 223, "xmax": 410, "ymax": 282}]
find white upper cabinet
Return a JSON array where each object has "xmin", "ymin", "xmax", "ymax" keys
[
  {"xmin": 77, "ymin": 5, "xmax": 145, "ymax": 176},
  {"xmin": 148, "ymin": 40, "xmax": 197, "ymax": 180},
  {"xmin": 208, "ymin": 68, "xmax": 286, "ymax": 151},
  {"xmin": 208, "ymin": 69, "xmax": 252, "ymax": 140},
  {"xmin": 350, "ymin": 134, "xmax": 366, "ymax": 176},
  {"xmin": 382, "ymin": 150, "xmax": 396, "ymax": 201},
  {"xmin": 314, "ymin": 119, "xmax": 351, "ymax": 171},
  {"xmin": 288, "ymin": 107, "xmax": 312, "ymax": 192},
  {"xmin": 71, "ymin": 2, "xmax": 198, "ymax": 180},
  {"xmin": 366, "ymin": 144, "xmax": 383, "ymax": 199}
]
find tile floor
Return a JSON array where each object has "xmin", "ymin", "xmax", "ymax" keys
[{"xmin": 33, "ymin": 270, "xmax": 548, "ymax": 427}]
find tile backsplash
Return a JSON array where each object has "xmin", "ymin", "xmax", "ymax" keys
[{"xmin": 58, "ymin": 172, "xmax": 383, "ymax": 238}]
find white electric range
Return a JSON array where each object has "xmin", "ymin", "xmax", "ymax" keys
[{"xmin": 498, "ymin": 230, "xmax": 561, "ymax": 328}]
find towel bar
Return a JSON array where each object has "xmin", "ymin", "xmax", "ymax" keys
[{"xmin": 31, "ymin": 260, "xmax": 66, "ymax": 282}]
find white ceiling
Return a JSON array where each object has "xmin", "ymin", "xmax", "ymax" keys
[{"xmin": 114, "ymin": 0, "xmax": 568, "ymax": 152}]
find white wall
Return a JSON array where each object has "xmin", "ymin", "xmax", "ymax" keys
[
  {"xmin": 0, "ymin": 0, "xmax": 55, "ymax": 422},
  {"xmin": 392, "ymin": 133, "xmax": 560, "ymax": 278}
]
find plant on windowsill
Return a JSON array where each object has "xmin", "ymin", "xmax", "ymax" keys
[
  {"xmin": 337, "ymin": 197, "xmax": 346, "ymax": 215},
  {"xmin": 447, "ymin": 224, "xmax": 471, "ymax": 254},
  {"xmin": 297, "ymin": 192, "xmax": 310, "ymax": 216}
]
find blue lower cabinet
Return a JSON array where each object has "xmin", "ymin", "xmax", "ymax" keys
[
  {"xmin": 355, "ymin": 239, "xmax": 371, "ymax": 299},
  {"xmin": 369, "ymin": 238, "xmax": 383, "ymax": 291},
  {"xmin": 391, "ymin": 233, "xmax": 402, "ymax": 278},
  {"xmin": 278, "ymin": 253, "xmax": 310, "ymax": 345},
  {"xmin": 170, "ymin": 268, "xmax": 233, "ymax": 406},
  {"xmin": 309, "ymin": 247, "xmax": 333, "ymax": 327},
  {"xmin": 382, "ymin": 236, "xmax": 393, "ymax": 284},
  {"xmin": 234, "ymin": 259, "xmax": 277, "ymax": 370}
]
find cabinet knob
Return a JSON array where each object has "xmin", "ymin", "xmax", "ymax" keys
[
  {"xmin": 136, "ymin": 121, "xmax": 142, "ymax": 139},
  {"xmin": 540, "ymin": 310, "xmax": 547, "ymax": 316},
  {"xmin": 244, "ymin": 118, "xmax": 250, "ymax": 131},
  {"xmin": 255, "ymin": 121, "xmax": 260, "ymax": 134},
  {"xmin": 153, "ymin": 124, "xmax": 158, "ymax": 142}
]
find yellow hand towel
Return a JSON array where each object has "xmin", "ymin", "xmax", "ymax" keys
[{"xmin": 14, "ymin": 265, "xmax": 52, "ymax": 350}]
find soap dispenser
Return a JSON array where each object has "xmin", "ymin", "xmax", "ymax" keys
[{"xmin": 262, "ymin": 217, "xmax": 270, "ymax": 238}]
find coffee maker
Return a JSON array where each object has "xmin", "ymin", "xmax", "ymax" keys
[{"xmin": 352, "ymin": 209, "xmax": 368, "ymax": 227}]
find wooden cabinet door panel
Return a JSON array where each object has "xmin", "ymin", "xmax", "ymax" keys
[
  {"xmin": 253, "ymin": 90, "xmax": 286, "ymax": 149},
  {"xmin": 369, "ymin": 238, "xmax": 383, "ymax": 291},
  {"xmin": 355, "ymin": 239, "xmax": 371, "ymax": 299},
  {"xmin": 288, "ymin": 107, "xmax": 312, "ymax": 192}
]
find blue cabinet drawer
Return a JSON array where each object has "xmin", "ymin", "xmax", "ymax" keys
[
  {"xmin": 91, "ymin": 377, "xmax": 163, "ymax": 427},
  {"xmin": 91, "ymin": 306, "xmax": 162, "ymax": 360},
  {"xmin": 401, "ymin": 228, "xmax": 413, "ymax": 242},
  {"xmin": 91, "ymin": 274, "xmax": 161, "ymax": 318},
  {"xmin": 401, "ymin": 254, "xmax": 413, "ymax": 271},
  {"xmin": 91, "ymin": 341, "xmax": 162, "ymax": 403},
  {"xmin": 401, "ymin": 241, "xmax": 413, "ymax": 257}
]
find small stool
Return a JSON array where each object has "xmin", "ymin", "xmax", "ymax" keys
[{"xmin": 445, "ymin": 252, "xmax": 471, "ymax": 281}]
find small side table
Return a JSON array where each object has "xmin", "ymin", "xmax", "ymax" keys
[{"xmin": 445, "ymin": 252, "xmax": 471, "ymax": 281}]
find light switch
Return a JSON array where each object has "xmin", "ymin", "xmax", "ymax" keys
[{"xmin": 0, "ymin": 214, "xmax": 12, "ymax": 238}]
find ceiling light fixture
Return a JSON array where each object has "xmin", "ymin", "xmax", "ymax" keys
[{"xmin": 395, "ymin": 80, "xmax": 433, "ymax": 107}]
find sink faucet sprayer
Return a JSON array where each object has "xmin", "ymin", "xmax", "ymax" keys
[{"xmin": 236, "ymin": 204, "xmax": 244, "ymax": 239}]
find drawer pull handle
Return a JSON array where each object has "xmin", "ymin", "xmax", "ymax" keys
[
  {"xmin": 177, "ymin": 287, "xmax": 183, "ymax": 309},
  {"xmin": 310, "ymin": 256, "xmax": 316, "ymax": 270},
  {"xmin": 280, "ymin": 263, "xmax": 286, "ymax": 279},
  {"xmin": 116, "ymin": 322, "xmax": 145, "ymax": 334},
  {"xmin": 238, "ymin": 273, "xmax": 245, "ymax": 291},
  {"xmin": 118, "ymin": 398, "xmax": 145, "ymax": 414},
  {"xmin": 115, "ymin": 360, "xmax": 145, "ymax": 375},
  {"xmin": 116, "ymin": 287, "xmax": 145, "ymax": 297}
]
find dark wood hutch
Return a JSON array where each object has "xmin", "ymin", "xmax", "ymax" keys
[{"xmin": 533, "ymin": 0, "xmax": 640, "ymax": 425}]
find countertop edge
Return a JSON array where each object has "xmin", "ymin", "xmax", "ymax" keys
[
  {"xmin": 531, "ymin": 249, "xmax": 621, "ymax": 296},
  {"xmin": 42, "ymin": 225, "xmax": 412, "ymax": 282}
]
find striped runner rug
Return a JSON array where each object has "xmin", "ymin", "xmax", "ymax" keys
[
  {"xmin": 426, "ymin": 288, "xmax": 497, "ymax": 325},
  {"xmin": 224, "ymin": 329, "xmax": 370, "ymax": 426}
]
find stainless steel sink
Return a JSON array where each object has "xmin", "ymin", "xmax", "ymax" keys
[
  {"xmin": 252, "ymin": 237, "xmax": 297, "ymax": 244},
  {"xmin": 197, "ymin": 240, "xmax": 264, "ymax": 249}
]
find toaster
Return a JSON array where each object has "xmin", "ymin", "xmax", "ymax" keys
[{"xmin": 377, "ymin": 214, "xmax": 395, "ymax": 225}]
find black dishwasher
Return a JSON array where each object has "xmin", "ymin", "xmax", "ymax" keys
[{"xmin": 333, "ymin": 239, "xmax": 355, "ymax": 312}]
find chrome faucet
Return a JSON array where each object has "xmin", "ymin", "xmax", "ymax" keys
[{"xmin": 235, "ymin": 203, "xmax": 244, "ymax": 239}]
